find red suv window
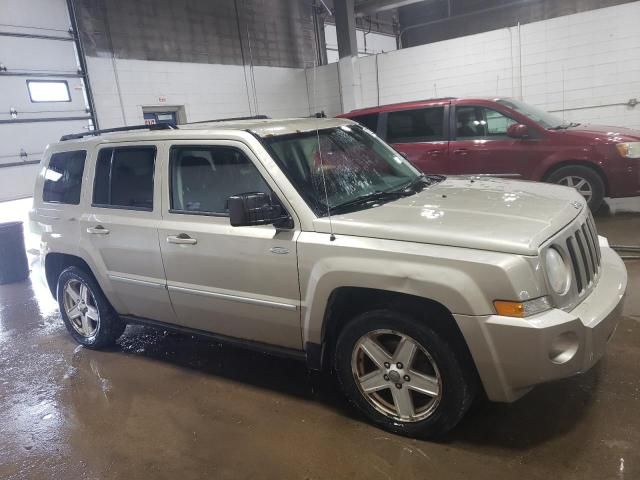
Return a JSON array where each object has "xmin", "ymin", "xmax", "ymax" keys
[
  {"xmin": 386, "ymin": 107, "xmax": 445, "ymax": 143},
  {"xmin": 455, "ymin": 106, "xmax": 517, "ymax": 139}
]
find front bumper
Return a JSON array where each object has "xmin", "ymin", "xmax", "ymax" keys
[{"xmin": 455, "ymin": 245, "xmax": 627, "ymax": 402}]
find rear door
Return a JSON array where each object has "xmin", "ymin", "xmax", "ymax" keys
[
  {"xmin": 381, "ymin": 105, "xmax": 450, "ymax": 174},
  {"xmin": 80, "ymin": 142, "xmax": 177, "ymax": 324},
  {"xmin": 449, "ymin": 104, "xmax": 535, "ymax": 178},
  {"xmin": 157, "ymin": 140, "xmax": 302, "ymax": 349}
]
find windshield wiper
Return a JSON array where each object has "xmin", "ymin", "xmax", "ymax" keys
[
  {"xmin": 392, "ymin": 174, "xmax": 428, "ymax": 193},
  {"xmin": 568, "ymin": 122, "xmax": 581, "ymax": 127},
  {"xmin": 393, "ymin": 174, "xmax": 446, "ymax": 193},
  {"xmin": 329, "ymin": 190, "xmax": 403, "ymax": 214},
  {"xmin": 548, "ymin": 124, "xmax": 569, "ymax": 130}
]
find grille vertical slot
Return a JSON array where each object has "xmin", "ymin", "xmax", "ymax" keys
[
  {"xmin": 566, "ymin": 237, "xmax": 584, "ymax": 293},
  {"xmin": 581, "ymin": 224, "xmax": 598, "ymax": 276},
  {"xmin": 586, "ymin": 216, "xmax": 601, "ymax": 265},
  {"xmin": 575, "ymin": 230, "xmax": 593, "ymax": 284}
]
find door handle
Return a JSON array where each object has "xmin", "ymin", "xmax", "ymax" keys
[
  {"xmin": 167, "ymin": 233, "xmax": 197, "ymax": 245},
  {"xmin": 429, "ymin": 150, "xmax": 444, "ymax": 156},
  {"xmin": 454, "ymin": 148, "xmax": 469, "ymax": 156},
  {"xmin": 87, "ymin": 225, "xmax": 110, "ymax": 235}
]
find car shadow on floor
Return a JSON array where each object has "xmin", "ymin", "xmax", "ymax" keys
[{"xmin": 113, "ymin": 323, "xmax": 601, "ymax": 450}]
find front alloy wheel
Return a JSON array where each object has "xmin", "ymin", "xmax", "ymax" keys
[
  {"xmin": 352, "ymin": 330, "xmax": 442, "ymax": 422},
  {"xmin": 334, "ymin": 309, "xmax": 477, "ymax": 438},
  {"xmin": 557, "ymin": 175, "xmax": 593, "ymax": 204}
]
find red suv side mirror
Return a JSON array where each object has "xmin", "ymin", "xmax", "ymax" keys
[{"xmin": 507, "ymin": 123, "xmax": 530, "ymax": 139}]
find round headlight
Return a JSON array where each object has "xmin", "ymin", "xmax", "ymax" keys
[{"xmin": 545, "ymin": 248, "xmax": 570, "ymax": 294}]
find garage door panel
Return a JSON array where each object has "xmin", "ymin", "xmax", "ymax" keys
[
  {"xmin": 0, "ymin": 77, "xmax": 87, "ymax": 115},
  {"xmin": 0, "ymin": 0, "xmax": 71, "ymax": 31},
  {"xmin": 0, "ymin": 163, "xmax": 41, "ymax": 202},
  {"xmin": 0, "ymin": 119, "xmax": 90, "ymax": 162},
  {"xmin": 0, "ymin": 37, "xmax": 78, "ymax": 72},
  {"xmin": 1, "ymin": 0, "xmax": 94, "ymax": 201}
]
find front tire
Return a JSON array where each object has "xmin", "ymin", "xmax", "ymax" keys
[
  {"xmin": 546, "ymin": 165, "xmax": 605, "ymax": 212},
  {"xmin": 57, "ymin": 266, "xmax": 126, "ymax": 348},
  {"xmin": 334, "ymin": 309, "xmax": 477, "ymax": 439}
]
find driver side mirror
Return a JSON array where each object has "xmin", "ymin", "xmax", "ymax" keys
[
  {"xmin": 507, "ymin": 123, "xmax": 530, "ymax": 139},
  {"xmin": 228, "ymin": 192, "xmax": 292, "ymax": 228}
]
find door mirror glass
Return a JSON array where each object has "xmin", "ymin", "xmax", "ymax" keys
[
  {"xmin": 507, "ymin": 123, "xmax": 530, "ymax": 139},
  {"xmin": 228, "ymin": 192, "xmax": 290, "ymax": 228}
]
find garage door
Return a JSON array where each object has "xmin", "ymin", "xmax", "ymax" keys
[{"xmin": 0, "ymin": 0, "xmax": 95, "ymax": 201}]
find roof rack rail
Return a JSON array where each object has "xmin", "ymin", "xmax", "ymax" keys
[
  {"xmin": 60, "ymin": 123, "xmax": 177, "ymax": 141},
  {"xmin": 186, "ymin": 115, "xmax": 269, "ymax": 124}
]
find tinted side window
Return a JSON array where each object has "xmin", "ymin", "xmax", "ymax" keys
[
  {"xmin": 43, "ymin": 150, "xmax": 86, "ymax": 204},
  {"xmin": 93, "ymin": 147, "xmax": 155, "ymax": 210},
  {"xmin": 350, "ymin": 113, "xmax": 379, "ymax": 133},
  {"xmin": 456, "ymin": 106, "xmax": 517, "ymax": 139},
  {"xmin": 170, "ymin": 146, "xmax": 270, "ymax": 215},
  {"xmin": 386, "ymin": 107, "xmax": 445, "ymax": 143}
]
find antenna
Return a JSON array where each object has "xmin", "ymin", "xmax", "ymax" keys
[{"xmin": 312, "ymin": 3, "xmax": 335, "ymax": 241}]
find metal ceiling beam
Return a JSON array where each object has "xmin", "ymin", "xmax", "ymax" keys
[{"xmin": 354, "ymin": 0, "xmax": 427, "ymax": 16}]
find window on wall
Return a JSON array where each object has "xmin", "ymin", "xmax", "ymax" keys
[
  {"xmin": 93, "ymin": 147, "xmax": 156, "ymax": 210},
  {"xmin": 386, "ymin": 107, "xmax": 445, "ymax": 143},
  {"xmin": 456, "ymin": 106, "xmax": 517, "ymax": 139},
  {"xmin": 170, "ymin": 146, "xmax": 270, "ymax": 215},
  {"xmin": 42, "ymin": 150, "xmax": 86, "ymax": 204},
  {"xmin": 27, "ymin": 80, "xmax": 71, "ymax": 102}
]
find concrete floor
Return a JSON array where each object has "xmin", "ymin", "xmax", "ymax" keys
[{"xmin": 1, "ymin": 198, "xmax": 639, "ymax": 480}]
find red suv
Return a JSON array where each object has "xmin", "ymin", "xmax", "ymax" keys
[{"xmin": 339, "ymin": 97, "xmax": 640, "ymax": 210}]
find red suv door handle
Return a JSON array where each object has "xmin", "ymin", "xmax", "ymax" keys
[
  {"xmin": 454, "ymin": 148, "xmax": 469, "ymax": 156},
  {"xmin": 429, "ymin": 150, "xmax": 444, "ymax": 156}
]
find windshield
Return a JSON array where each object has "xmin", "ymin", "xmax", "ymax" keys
[
  {"xmin": 496, "ymin": 98, "xmax": 566, "ymax": 129},
  {"xmin": 264, "ymin": 124, "xmax": 424, "ymax": 216}
]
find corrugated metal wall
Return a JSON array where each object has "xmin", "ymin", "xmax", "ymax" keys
[{"xmin": 75, "ymin": 0, "xmax": 316, "ymax": 68}]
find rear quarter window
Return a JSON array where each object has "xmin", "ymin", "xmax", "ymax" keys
[{"xmin": 42, "ymin": 150, "xmax": 87, "ymax": 205}]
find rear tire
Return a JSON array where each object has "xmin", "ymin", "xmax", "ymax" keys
[
  {"xmin": 57, "ymin": 266, "xmax": 126, "ymax": 349},
  {"xmin": 546, "ymin": 165, "xmax": 605, "ymax": 212},
  {"xmin": 334, "ymin": 309, "xmax": 477, "ymax": 439}
]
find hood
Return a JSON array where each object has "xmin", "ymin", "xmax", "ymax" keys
[
  {"xmin": 558, "ymin": 124, "xmax": 640, "ymax": 142},
  {"xmin": 313, "ymin": 177, "xmax": 586, "ymax": 255}
]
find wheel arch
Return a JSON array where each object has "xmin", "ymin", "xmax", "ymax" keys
[
  {"xmin": 542, "ymin": 160, "xmax": 609, "ymax": 196},
  {"xmin": 44, "ymin": 252, "xmax": 94, "ymax": 298},
  {"xmin": 316, "ymin": 287, "xmax": 479, "ymax": 381}
]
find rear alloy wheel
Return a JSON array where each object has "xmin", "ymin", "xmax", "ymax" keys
[
  {"xmin": 335, "ymin": 309, "xmax": 477, "ymax": 439},
  {"xmin": 57, "ymin": 266, "xmax": 126, "ymax": 348},
  {"xmin": 547, "ymin": 165, "xmax": 605, "ymax": 211},
  {"xmin": 63, "ymin": 279, "xmax": 100, "ymax": 340}
]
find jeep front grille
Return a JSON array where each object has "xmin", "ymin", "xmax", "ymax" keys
[{"xmin": 565, "ymin": 215, "xmax": 601, "ymax": 295}]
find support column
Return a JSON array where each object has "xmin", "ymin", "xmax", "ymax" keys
[{"xmin": 334, "ymin": 0, "xmax": 357, "ymax": 59}]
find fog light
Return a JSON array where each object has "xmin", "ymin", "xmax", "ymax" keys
[{"xmin": 549, "ymin": 331, "xmax": 579, "ymax": 364}]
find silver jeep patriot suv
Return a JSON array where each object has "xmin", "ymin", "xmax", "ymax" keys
[{"xmin": 31, "ymin": 117, "xmax": 627, "ymax": 438}]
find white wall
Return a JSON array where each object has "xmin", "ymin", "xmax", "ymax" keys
[
  {"xmin": 305, "ymin": 62, "xmax": 343, "ymax": 117},
  {"xmin": 86, "ymin": 1, "xmax": 640, "ymax": 130},
  {"xmin": 87, "ymin": 57, "xmax": 313, "ymax": 128},
  {"xmin": 336, "ymin": 1, "xmax": 640, "ymax": 128}
]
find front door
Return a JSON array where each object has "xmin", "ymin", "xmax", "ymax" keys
[
  {"xmin": 449, "ymin": 105, "xmax": 535, "ymax": 178},
  {"xmin": 383, "ymin": 105, "xmax": 450, "ymax": 174},
  {"xmin": 80, "ymin": 143, "xmax": 177, "ymax": 324},
  {"xmin": 158, "ymin": 141, "xmax": 302, "ymax": 349}
]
